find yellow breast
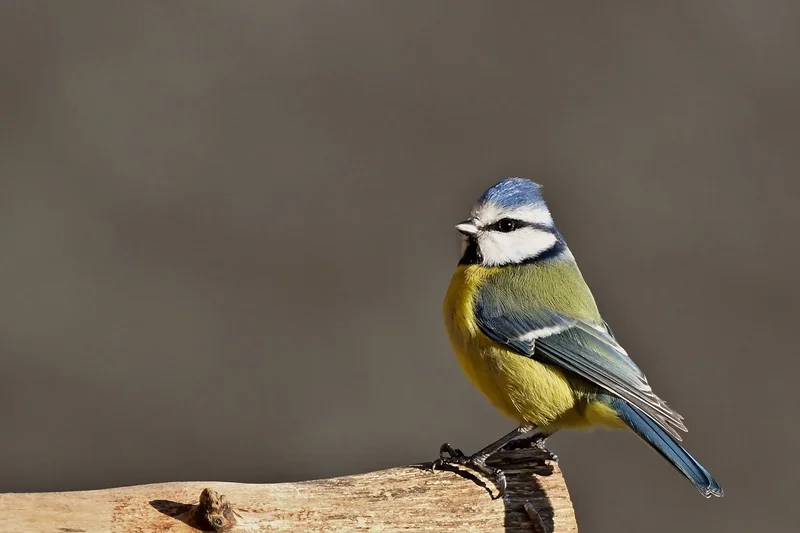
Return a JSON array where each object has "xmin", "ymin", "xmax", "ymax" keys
[{"xmin": 442, "ymin": 265, "xmax": 623, "ymax": 430}]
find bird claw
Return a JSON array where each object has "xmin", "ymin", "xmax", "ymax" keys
[
  {"xmin": 438, "ymin": 442, "xmax": 465, "ymax": 459},
  {"xmin": 431, "ymin": 443, "xmax": 507, "ymax": 499},
  {"xmin": 430, "ymin": 442, "xmax": 463, "ymax": 472},
  {"xmin": 503, "ymin": 434, "xmax": 559, "ymax": 463}
]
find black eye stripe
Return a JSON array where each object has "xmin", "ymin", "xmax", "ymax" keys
[{"xmin": 485, "ymin": 218, "xmax": 553, "ymax": 233}]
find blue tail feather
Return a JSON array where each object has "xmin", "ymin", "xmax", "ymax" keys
[{"xmin": 609, "ymin": 398, "xmax": 723, "ymax": 497}]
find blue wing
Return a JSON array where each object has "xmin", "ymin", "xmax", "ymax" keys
[{"xmin": 475, "ymin": 292, "xmax": 687, "ymax": 439}]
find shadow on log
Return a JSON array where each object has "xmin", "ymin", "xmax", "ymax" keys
[{"xmin": 0, "ymin": 448, "xmax": 577, "ymax": 532}]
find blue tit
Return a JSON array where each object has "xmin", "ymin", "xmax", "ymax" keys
[{"xmin": 433, "ymin": 177, "xmax": 722, "ymax": 499}]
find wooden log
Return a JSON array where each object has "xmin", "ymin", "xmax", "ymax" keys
[{"xmin": 0, "ymin": 447, "xmax": 577, "ymax": 532}]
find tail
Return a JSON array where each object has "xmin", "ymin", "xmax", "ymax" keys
[{"xmin": 610, "ymin": 398, "xmax": 723, "ymax": 497}]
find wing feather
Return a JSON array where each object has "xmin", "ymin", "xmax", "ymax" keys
[{"xmin": 475, "ymin": 298, "xmax": 687, "ymax": 439}]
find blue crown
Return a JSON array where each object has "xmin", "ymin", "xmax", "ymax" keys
[{"xmin": 478, "ymin": 177, "xmax": 545, "ymax": 209}]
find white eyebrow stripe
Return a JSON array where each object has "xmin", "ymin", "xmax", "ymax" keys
[
  {"xmin": 473, "ymin": 203, "xmax": 554, "ymax": 226},
  {"xmin": 502, "ymin": 205, "xmax": 554, "ymax": 225}
]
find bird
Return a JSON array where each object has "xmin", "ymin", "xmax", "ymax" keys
[{"xmin": 433, "ymin": 176, "xmax": 722, "ymax": 500}]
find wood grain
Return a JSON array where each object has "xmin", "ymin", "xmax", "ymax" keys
[{"xmin": 0, "ymin": 448, "xmax": 577, "ymax": 532}]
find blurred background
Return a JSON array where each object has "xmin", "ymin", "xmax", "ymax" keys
[{"xmin": 1, "ymin": 2, "xmax": 798, "ymax": 532}]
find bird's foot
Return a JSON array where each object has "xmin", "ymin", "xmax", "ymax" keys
[
  {"xmin": 431, "ymin": 443, "xmax": 507, "ymax": 498},
  {"xmin": 503, "ymin": 434, "xmax": 558, "ymax": 463}
]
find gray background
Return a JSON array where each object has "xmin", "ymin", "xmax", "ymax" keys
[{"xmin": 1, "ymin": 2, "xmax": 797, "ymax": 532}]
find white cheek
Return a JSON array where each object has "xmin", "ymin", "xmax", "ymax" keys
[{"xmin": 478, "ymin": 229, "xmax": 558, "ymax": 266}]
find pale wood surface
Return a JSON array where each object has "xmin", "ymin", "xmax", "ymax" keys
[{"xmin": 0, "ymin": 448, "xmax": 577, "ymax": 532}]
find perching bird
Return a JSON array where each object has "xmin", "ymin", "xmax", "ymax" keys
[{"xmin": 434, "ymin": 177, "xmax": 722, "ymax": 499}]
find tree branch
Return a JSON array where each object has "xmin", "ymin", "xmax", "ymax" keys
[{"xmin": 0, "ymin": 448, "xmax": 577, "ymax": 532}]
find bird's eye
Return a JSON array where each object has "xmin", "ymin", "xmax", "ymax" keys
[{"xmin": 497, "ymin": 218, "xmax": 517, "ymax": 232}]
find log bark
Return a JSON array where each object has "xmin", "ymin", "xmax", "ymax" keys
[{"xmin": 0, "ymin": 447, "xmax": 577, "ymax": 532}]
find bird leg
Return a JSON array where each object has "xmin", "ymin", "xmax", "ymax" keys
[
  {"xmin": 431, "ymin": 424, "xmax": 535, "ymax": 498},
  {"xmin": 502, "ymin": 432, "xmax": 559, "ymax": 462}
]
